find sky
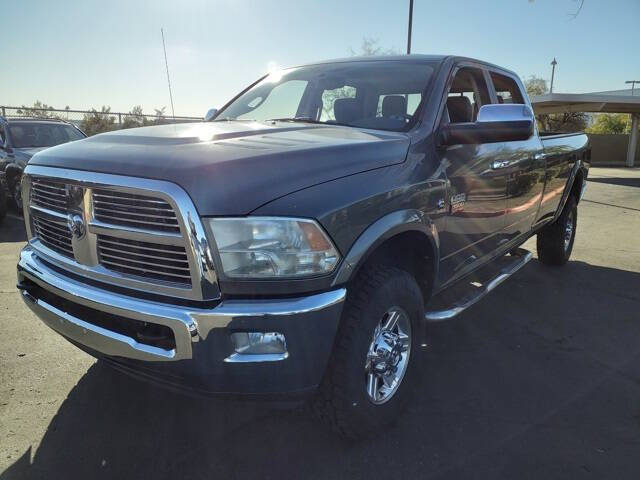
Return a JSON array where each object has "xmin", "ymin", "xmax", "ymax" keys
[{"xmin": 3, "ymin": 0, "xmax": 639, "ymax": 117}]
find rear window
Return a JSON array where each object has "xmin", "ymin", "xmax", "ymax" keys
[{"xmin": 490, "ymin": 72, "xmax": 525, "ymax": 104}]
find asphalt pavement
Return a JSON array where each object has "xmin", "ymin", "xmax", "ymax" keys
[{"xmin": 1, "ymin": 167, "xmax": 639, "ymax": 479}]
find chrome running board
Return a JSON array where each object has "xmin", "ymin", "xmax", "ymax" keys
[{"xmin": 425, "ymin": 248, "xmax": 533, "ymax": 322}]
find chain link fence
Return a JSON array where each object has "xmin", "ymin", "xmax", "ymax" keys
[{"xmin": 1, "ymin": 106, "xmax": 202, "ymax": 136}]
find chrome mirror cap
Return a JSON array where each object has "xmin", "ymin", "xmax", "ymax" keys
[
  {"xmin": 204, "ymin": 108, "xmax": 218, "ymax": 122},
  {"xmin": 477, "ymin": 103, "xmax": 535, "ymax": 123}
]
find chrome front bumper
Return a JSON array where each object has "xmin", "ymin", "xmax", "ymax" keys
[{"xmin": 18, "ymin": 246, "xmax": 346, "ymax": 395}]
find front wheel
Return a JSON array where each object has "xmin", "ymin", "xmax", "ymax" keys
[
  {"xmin": 537, "ymin": 196, "xmax": 577, "ymax": 266},
  {"xmin": 313, "ymin": 264, "xmax": 424, "ymax": 438}
]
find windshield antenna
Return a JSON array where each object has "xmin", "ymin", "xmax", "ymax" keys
[{"xmin": 161, "ymin": 27, "xmax": 176, "ymax": 119}]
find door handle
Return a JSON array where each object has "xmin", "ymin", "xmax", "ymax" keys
[{"xmin": 490, "ymin": 160, "xmax": 510, "ymax": 170}]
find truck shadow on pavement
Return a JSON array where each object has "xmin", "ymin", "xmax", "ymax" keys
[{"xmin": 3, "ymin": 260, "xmax": 640, "ymax": 480}]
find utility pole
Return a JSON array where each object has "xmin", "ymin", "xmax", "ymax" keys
[
  {"xmin": 407, "ymin": 0, "xmax": 414, "ymax": 54},
  {"xmin": 550, "ymin": 58, "xmax": 557, "ymax": 94},
  {"xmin": 626, "ymin": 80, "xmax": 640, "ymax": 96},
  {"xmin": 161, "ymin": 28, "xmax": 176, "ymax": 119}
]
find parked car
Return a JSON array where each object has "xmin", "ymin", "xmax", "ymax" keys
[
  {"xmin": 16, "ymin": 55, "xmax": 589, "ymax": 438},
  {"xmin": 0, "ymin": 117, "xmax": 86, "ymax": 213}
]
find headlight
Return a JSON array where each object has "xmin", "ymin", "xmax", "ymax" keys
[{"xmin": 208, "ymin": 217, "xmax": 340, "ymax": 278}]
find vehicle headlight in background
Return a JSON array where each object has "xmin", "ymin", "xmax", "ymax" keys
[{"xmin": 208, "ymin": 217, "xmax": 340, "ymax": 278}]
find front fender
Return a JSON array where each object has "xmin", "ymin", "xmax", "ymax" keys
[{"xmin": 331, "ymin": 209, "xmax": 440, "ymax": 286}]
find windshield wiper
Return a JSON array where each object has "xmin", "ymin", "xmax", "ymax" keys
[
  {"xmin": 265, "ymin": 117, "xmax": 356, "ymax": 129},
  {"xmin": 212, "ymin": 117, "xmax": 256, "ymax": 122},
  {"xmin": 265, "ymin": 117, "xmax": 324, "ymax": 124}
]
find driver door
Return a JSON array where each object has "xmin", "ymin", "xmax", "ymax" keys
[{"xmin": 437, "ymin": 66, "xmax": 508, "ymax": 285}]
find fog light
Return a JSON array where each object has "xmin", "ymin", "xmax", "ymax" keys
[{"xmin": 225, "ymin": 332, "xmax": 288, "ymax": 362}]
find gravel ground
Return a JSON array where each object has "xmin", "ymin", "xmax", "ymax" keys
[{"xmin": 1, "ymin": 167, "xmax": 639, "ymax": 480}]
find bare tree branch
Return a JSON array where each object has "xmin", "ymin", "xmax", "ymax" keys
[{"xmin": 568, "ymin": 0, "xmax": 585, "ymax": 19}]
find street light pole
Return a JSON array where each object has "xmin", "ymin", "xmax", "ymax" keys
[
  {"xmin": 626, "ymin": 80, "xmax": 640, "ymax": 96},
  {"xmin": 550, "ymin": 58, "xmax": 557, "ymax": 94},
  {"xmin": 407, "ymin": 0, "xmax": 414, "ymax": 55}
]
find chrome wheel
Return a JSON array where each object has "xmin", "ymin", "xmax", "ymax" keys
[
  {"xmin": 564, "ymin": 210, "xmax": 574, "ymax": 252},
  {"xmin": 365, "ymin": 306, "xmax": 411, "ymax": 404}
]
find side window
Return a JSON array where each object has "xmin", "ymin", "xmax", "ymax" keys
[
  {"xmin": 490, "ymin": 72, "xmax": 525, "ymax": 104},
  {"xmin": 320, "ymin": 86, "xmax": 356, "ymax": 121},
  {"xmin": 445, "ymin": 67, "xmax": 490, "ymax": 123},
  {"xmin": 0, "ymin": 125, "xmax": 5, "ymax": 146}
]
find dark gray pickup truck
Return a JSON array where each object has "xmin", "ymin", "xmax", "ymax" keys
[{"xmin": 16, "ymin": 55, "xmax": 589, "ymax": 437}]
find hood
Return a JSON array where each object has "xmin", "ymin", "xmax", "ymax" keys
[{"xmin": 29, "ymin": 121, "xmax": 410, "ymax": 216}]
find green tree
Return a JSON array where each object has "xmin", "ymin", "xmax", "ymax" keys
[
  {"xmin": 153, "ymin": 107, "xmax": 167, "ymax": 125},
  {"xmin": 523, "ymin": 75, "xmax": 548, "ymax": 97},
  {"xmin": 586, "ymin": 113, "xmax": 631, "ymax": 134},
  {"xmin": 16, "ymin": 101, "xmax": 61, "ymax": 119},
  {"xmin": 121, "ymin": 105, "xmax": 145, "ymax": 129},
  {"xmin": 80, "ymin": 106, "xmax": 117, "ymax": 136}
]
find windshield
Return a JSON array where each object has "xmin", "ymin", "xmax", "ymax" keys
[
  {"xmin": 9, "ymin": 122, "xmax": 85, "ymax": 148},
  {"xmin": 215, "ymin": 60, "xmax": 436, "ymax": 132}
]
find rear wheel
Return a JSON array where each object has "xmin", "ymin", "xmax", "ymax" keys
[
  {"xmin": 537, "ymin": 196, "xmax": 577, "ymax": 266},
  {"xmin": 313, "ymin": 264, "xmax": 424, "ymax": 438}
]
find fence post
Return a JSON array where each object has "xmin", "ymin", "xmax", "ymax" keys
[
  {"xmin": 118, "ymin": 113, "xmax": 122, "ymax": 127},
  {"xmin": 1, "ymin": 107, "xmax": 5, "ymax": 117}
]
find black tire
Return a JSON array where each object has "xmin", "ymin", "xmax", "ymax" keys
[
  {"xmin": 537, "ymin": 196, "xmax": 577, "ymax": 266},
  {"xmin": 313, "ymin": 264, "xmax": 425, "ymax": 438},
  {"xmin": 10, "ymin": 177, "xmax": 23, "ymax": 214}
]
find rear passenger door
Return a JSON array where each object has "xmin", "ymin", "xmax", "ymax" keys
[
  {"xmin": 437, "ymin": 66, "xmax": 508, "ymax": 284},
  {"xmin": 487, "ymin": 71, "xmax": 546, "ymax": 243}
]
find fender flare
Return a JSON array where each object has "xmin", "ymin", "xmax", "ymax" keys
[
  {"xmin": 552, "ymin": 160, "xmax": 587, "ymax": 223},
  {"xmin": 331, "ymin": 209, "xmax": 440, "ymax": 286}
]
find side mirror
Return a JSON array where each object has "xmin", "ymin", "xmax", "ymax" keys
[
  {"xmin": 440, "ymin": 104, "xmax": 534, "ymax": 146},
  {"xmin": 204, "ymin": 108, "xmax": 218, "ymax": 122}
]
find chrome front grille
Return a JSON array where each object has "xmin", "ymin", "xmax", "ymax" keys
[
  {"xmin": 93, "ymin": 189, "xmax": 180, "ymax": 233},
  {"xmin": 97, "ymin": 235, "xmax": 191, "ymax": 285},
  {"xmin": 33, "ymin": 216, "xmax": 74, "ymax": 258},
  {"xmin": 24, "ymin": 166, "xmax": 219, "ymax": 301},
  {"xmin": 31, "ymin": 179, "xmax": 70, "ymax": 214}
]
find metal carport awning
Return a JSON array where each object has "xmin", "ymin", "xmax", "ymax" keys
[{"xmin": 531, "ymin": 93, "xmax": 640, "ymax": 167}]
